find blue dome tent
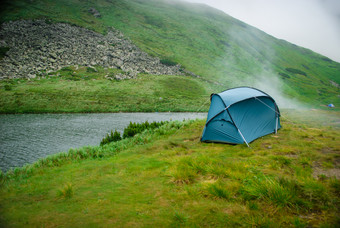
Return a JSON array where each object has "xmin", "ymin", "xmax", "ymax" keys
[{"xmin": 201, "ymin": 87, "xmax": 281, "ymax": 146}]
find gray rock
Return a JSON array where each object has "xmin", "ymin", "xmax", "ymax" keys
[
  {"xmin": 88, "ymin": 8, "xmax": 101, "ymax": 18},
  {"xmin": 0, "ymin": 20, "xmax": 185, "ymax": 80}
]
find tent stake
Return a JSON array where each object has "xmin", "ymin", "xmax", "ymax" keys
[{"xmin": 238, "ymin": 129, "xmax": 250, "ymax": 148}]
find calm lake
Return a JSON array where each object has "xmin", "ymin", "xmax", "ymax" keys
[{"xmin": 0, "ymin": 112, "xmax": 206, "ymax": 172}]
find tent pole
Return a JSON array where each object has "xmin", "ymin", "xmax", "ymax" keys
[
  {"xmin": 275, "ymin": 116, "xmax": 278, "ymax": 134},
  {"xmin": 226, "ymin": 108, "xmax": 250, "ymax": 148},
  {"xmin": 237, "ymin": 129, "xmax": 250, "ymax": 148}
]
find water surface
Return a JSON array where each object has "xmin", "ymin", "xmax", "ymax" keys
[{"xmin": 0, "ymin": 112, "xmax": 206, "ymax": 172}]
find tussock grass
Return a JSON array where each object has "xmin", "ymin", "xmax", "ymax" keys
[
  {"xmin": 57, "ymin": 183, "xmax": 74, "ymax": 199},
  {"xmin": 240, "ymin": 174, "xmax": 305, "ymax": 208},
  {"xmin": 172, "ymin": 211, "xmax": 188, "ymax": 225},
  {"xmin": 0, "ymin": 114, "xmax": 339, "ymax": 227},
  {"xmin": 206, "ymin": 181, "xmax": 231, "ymax": 200}
]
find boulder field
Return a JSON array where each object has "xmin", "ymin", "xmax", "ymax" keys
[{"xmin": 0, "ymin": 20, "xmax": 184, "ymax": 80}]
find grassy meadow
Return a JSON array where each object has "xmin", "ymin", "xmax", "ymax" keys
[
  {"xmin": 0, "ymin": 66, "xmax": 220, "ymax": 113},
  {"xmin": 1, "ymin": 65, "xmax": 339, "ymax": 114},
  {"xmin": 0, "ymin": 112, "xmax": 339, "ymax": 227}
]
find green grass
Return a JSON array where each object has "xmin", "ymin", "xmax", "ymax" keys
[
  {"xmin": 0, "ymin": 66, "xmax": 218, "ymax": 113},
  {"xmin": 1, "ymin": 0, "xmax": 340, "ymax": 111},
  {"xmin": 57, "ymin": 183, "xmax": 74, "ymax": 199},
  {"xmin": 1, "ymin": 112, "xmax": 339, "ymax": 227},
  {"xmin": 0, "ymin": 47, "xmax": 10, "ymax": 60}
]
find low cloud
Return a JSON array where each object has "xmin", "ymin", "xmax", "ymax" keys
[
  {"xmin": 252, "ymin": 73, "xmax": 306, "ymax": 109},
  {"xmin": 185, "ymin": 0, "xmax": 340, "ymax": 63}
]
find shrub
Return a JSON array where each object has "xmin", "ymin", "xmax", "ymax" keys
[
  {"xmin": 321, "ymin": 57, "xmax": 332, "ymax": 62},
  {"xmin": 285, "ymin": 68, "xmax": 307, "ymax": 76},
  {"xmin": 160, "ymin": 58, "xmax": 178, "ymax": 66},
  {"xmin": 100, "ymin": 129, "xmax": 121, "ymax": 146},
  {"xmin": 100, "ymin": 121, "xmax": 168, "ymax": 146},
  {"xmin": 0, "ymin": 170, "xmax": 4, "ymax": 185},
  {"xmin": 278, "ymin": 72, "xmax": 290, "ymax": 79},
  {"xmin": 302, "ymin": 64, "xmax": 310, "ymax": 70},
  {"xmin": 122, "ymin": 121, "xmax": 168, "ymax": 139},
  {"xmin": 0, "ymin": 47, "xmax": 10, "ymax": 60},
  {"xmin": 4, "ymin": 84, "xmax": 12, "ymax": 91}
]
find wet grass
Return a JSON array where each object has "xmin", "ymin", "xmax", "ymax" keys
[
  {"xmin": 0, "ymin": 112, "xmax": 339, "ymax": 227},
  {"xmin": 0, "ymin": 66, "xmax": 216, "ymax": 113}
]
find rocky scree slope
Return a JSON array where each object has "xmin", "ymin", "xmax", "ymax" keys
[{"xmin": 0, "ymin": 20, "xmax": 183, "ymax": 80}]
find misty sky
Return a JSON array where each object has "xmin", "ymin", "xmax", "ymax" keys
[{"xmin": 185, "ymin": 0, "xmax": 340, "ymax": 63}]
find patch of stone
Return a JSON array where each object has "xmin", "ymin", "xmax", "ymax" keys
[
  {"xmin": 0, "ymin": 20, "xmax": 184, "ymax": 80},
  {"xmin": 313, "ymin": 167, "xmax": 340, "ymax": 179},
  {"xmin": 104, "ymin": 72, "xmax": 134, "ymax": 81},
  {"xmin": 329, "ymin": 80, "xmax": 339, "ymax": 88},
  {"xmin": 88, "ymin": 7, "xmax": 101, "ymax": 18},
  {"xmin": 313, "ymin": 161, "xmax": 340, "ymax": 180}
]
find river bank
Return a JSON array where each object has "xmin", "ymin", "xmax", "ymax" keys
[
  {"xmin": 0, "ymin": 117, "xmax": 339, "ymax": 227},
  {"xmin": 0, "ymin": 112, "xmax": 206, "ymax": 172}
]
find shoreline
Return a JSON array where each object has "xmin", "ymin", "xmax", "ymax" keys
[{"xmin": 1, "ymin": 117, "xmax": 339, "ymax": 227}]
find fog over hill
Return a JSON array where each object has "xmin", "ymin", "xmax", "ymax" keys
[
  {"xmin": 185, "ymin": 0, "xmax": 340, "ymax": 63},
  {"xmin": 0, "ymin": 0, "xmax": 339, "ymax": 109}
]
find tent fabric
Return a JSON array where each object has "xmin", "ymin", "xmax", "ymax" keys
[{"xmin": 201, "ymin": 87, "xmax": 281, "ymax": 145}]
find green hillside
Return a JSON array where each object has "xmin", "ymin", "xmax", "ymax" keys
[{"xmin": 0, "ymin": 0, "xmax": 339, "ymax": 111}]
